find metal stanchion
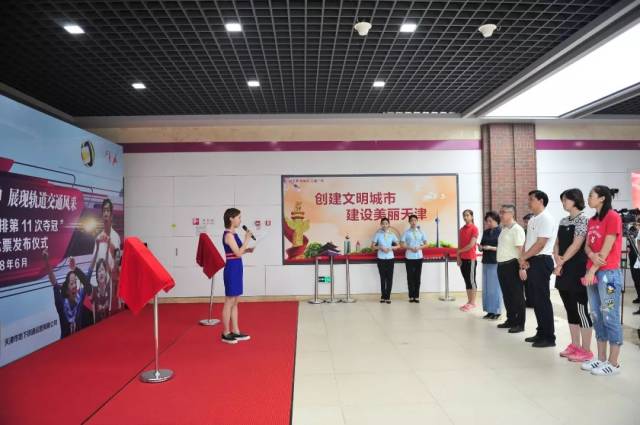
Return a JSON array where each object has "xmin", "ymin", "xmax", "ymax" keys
[
  {"xmin": 140, "ymin": 295, "xmax": 174, "ymax": 383},
  {"xmin": 309, "ymin": 257, "xmax": 324, "ymax": 304},
  {"xmin": 339, "ymin": 255, "xmax": 356, "ymax": 303},
  {"xmin": 325, "ymin": 255, "xmax": 338, "ymax": 303},
  {"xmin": 199, "ymin": 276, "xmax": 220, "ymax": 326},
  {"xmin": 439, "ymin": 255, "xmax": 456, "ymax": 301}
]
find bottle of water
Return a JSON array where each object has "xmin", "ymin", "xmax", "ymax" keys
[{"xmin": 343, "ymin": 235, "xmax": 351, "ymax": 255}]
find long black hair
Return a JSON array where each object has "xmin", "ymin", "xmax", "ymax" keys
[{"xmin": 591, "ymin": 185, "xmax": 613, "ymax": 221}]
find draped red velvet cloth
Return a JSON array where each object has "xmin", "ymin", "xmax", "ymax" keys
[
  {"xmin": 118, "ymin": 237, "xmax": 175, "ymax": 314},
  {"xmin": 196, "ymin": 233, "xmax": 225, "ymax": 279}
]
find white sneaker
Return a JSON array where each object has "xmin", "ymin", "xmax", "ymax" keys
[
  {"xmin": 580, "ymin": 359, "xmax": 603, "ymax": 371},
  {"xmin": 591, "ymin": 361, "xmax": 620, "ymax": 376}
]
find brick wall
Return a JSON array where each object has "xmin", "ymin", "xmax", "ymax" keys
[{"xmin": 481, "ymin": 123, "xmax": 537, "ymax": 223}]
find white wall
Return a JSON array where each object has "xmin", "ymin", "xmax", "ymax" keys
[
  {"xmin": 537, "ymin": 148, "xmax": 640, "ymax": 288},
  {"xmin": 124, "ymin": 149, "xmax": 482, "ymax": 298},
  {"xmin": 537, "ymin": 149, "xmax": 640, "ymax": 221}
]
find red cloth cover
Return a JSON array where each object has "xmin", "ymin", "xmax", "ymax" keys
[
  {"xmin": 118, "ymin": 237, "xmax": 175, "ymax": 314},
  {"xmin": 196, "ymin": 233, "xmax": 225, "ymax": 279}
]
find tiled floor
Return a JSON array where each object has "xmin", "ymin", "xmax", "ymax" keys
[{"xmin": 292, "ymin": 292, "xmax": 640, "ymax": 425}]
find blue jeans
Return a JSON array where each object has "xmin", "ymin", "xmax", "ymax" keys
[
  {"xmin": 587, "ymin": 269, "xmax": 623, "ymax": 346},
  {"xmin": 482, "ymin": 263, "xmax": 502, "ymax": 314}
]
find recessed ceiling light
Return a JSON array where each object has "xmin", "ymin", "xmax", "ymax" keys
[
  {"xmin": 225, "ymin": 22, "xmax": 242, "ymax": 32},
  {"xmin": 373, "ymin": 81, "xmax": 385, "ymax": 88},
  {"xmin": 64, "ymin": 24, "xmax": 85, "ymax": 34},
  {"xmin": 400, "ymin": 23, "xmax": 417, "ymax": 33},
  {"xmin": 247, "ymin": 80, "xmax": 260, "ymax": 87},
  {"xmin": 132, "ymin": 82, "xmax": 146, "ymax": 90}
]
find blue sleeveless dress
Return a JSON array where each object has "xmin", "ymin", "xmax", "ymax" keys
[{"xmin": 223, "ymin": 230, "xmax": 243, "ymax": 296}]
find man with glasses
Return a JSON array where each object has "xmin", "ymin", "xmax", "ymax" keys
[{"xmin": 496, "ymin": 205, "xmax": 527, "ymax": 333}]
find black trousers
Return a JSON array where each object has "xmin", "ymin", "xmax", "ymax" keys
[
  {"xmin": 527, "ymin": 255, "xmax": 555, "ymax": 341},
  {"xmin": 497, "ymin": 260, "xmax": 526, "ymax": 327},
  {"xmin": 377, "ymin": 259, "xmax": 394, "ymax": 300},
  {"xmin": 629, "ymin": 249, "xmax": 640, "ymax": 299},
  {"xmin": 405, "ymin": 259, "xmax": 423, "ymax": 299},
  {"xmin": 524, "ymin": 278, "xmax": 534, "ymax": 307},
  {"xmin": 460, "ymin": 259, "xmax": 477, "ymax": 289},
  {"xmin": 558, "ymin": 289, "xmax": 592, "ymax": 328}
]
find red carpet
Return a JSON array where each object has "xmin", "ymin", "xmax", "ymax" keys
[{"xmin": 0, "ymin": 302, "xmax": 299, "ymax": 425}]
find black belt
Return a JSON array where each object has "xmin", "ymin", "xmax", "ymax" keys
[{"xmin": 497, "ymin": 258, "xmax": 519, "ymax": 265}]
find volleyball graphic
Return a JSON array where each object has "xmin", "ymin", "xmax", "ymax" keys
[{"xmin": 81, "ymin": 140, "xmax": 95, "ymax": 167}]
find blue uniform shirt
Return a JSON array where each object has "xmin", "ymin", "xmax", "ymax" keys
[
  {"xmin": 401, "ymin": 228, "xmax": 427, "ymax": 259},
  {"xmin": 372, "ymin": 230, "xmax": 398, "ymax": 260}
]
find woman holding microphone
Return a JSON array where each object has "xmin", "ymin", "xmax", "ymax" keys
[{"xmin": 221, "ymin": 208, "xmax": 255, "ymax": 344}]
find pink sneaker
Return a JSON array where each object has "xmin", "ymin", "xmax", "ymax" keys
[
  {"xmin": 559, "ymin": 343, "xmax": 579, "ymax": 358},
  {"xmin": 460, "ymin": 303, "xmax": 476, "ymax": 312},
  {"xmin": 568, "ymin": 347, "xmax": 594, "ymax": 363}
]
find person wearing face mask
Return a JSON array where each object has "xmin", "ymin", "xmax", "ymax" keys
[
  {"xmin": 372, "ymin": 217, "xmax": 400, "ymax": 304},
  {"xmin": 401, "ymin": 215, "xmax": 427, "ymax": 303}
]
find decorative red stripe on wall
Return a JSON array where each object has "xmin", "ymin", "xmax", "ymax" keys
[
  {"xmin": 121, "ymin": 139, "xmax": 481, "ymax": 153},
  {"xmin": 536, "ymin": 139, "xmax": 640, "ymax": 150}
]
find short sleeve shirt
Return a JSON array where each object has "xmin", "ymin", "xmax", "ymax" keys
[
  {"xmin": 480, "ymin": 227, "xmax": 501, "ymax": 264},
  {"xmin": 586, "ymin": 210, "xmax": 622, "ymax": 270},
  {"xmin": 401, "ymin": 228, "xmax": 427, "ymax": 260},
  {"xmin": 524, "ymin": 210, "xmax": 556, "ymax": 255},
  {"xmin": 458, "ymin": 223, "xmax": 479, "ymax": 260},
  {"xmin": 497, "ymin": 223, "xmax": 526, "ymax": 262},
  {"xmin": 373, "ymin": 231, "xmax": 399, "ymax": 260}
]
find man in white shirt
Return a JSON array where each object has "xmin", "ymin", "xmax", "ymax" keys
[{"xmin": 519, "ymin": 190, "xmax": 557, "ymax": 348}]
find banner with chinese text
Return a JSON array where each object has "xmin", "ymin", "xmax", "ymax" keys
[
  {"xmin": 282, "ymin": 174, "xmax": 458, "ymax": 264},
  {"xmin": 0, "ymin": 95, "xmax": 124, "ymax": 366}
]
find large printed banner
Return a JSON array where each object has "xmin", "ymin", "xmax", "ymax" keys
[
  {"xmin": 282, "ymin": 174, "xmax": 459, "ymax": 264},
  {"xmin": 0, "ymin": 95, "xmax": 123, "ymax": 366}
]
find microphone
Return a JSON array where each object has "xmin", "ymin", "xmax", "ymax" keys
[{"xmin": 242, "ymin": 225, "xmax": 256, "ymax": 240}]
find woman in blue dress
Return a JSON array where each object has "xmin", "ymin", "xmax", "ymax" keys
[{"xmin": 221, "ymin": 208, "xmax": 255, "ymax": 344}]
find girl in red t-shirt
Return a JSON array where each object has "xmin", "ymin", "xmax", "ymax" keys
[
  {"xmin": 582, "ymin": 186, "xmax": 623, "ymax": 376},
  {"xmin": 457, "ymin": 209, "xmax": 479, "ymax": 311}
]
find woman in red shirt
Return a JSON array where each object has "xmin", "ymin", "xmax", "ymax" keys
[
  {"xmin": 457, "ymin": 209, "xmax": 479, "ymax": 311},
  {"xmin": 581, "ymin": 186, "xmax": 623, "ymax": 376}
]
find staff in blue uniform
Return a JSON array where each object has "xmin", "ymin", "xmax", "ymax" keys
[
  {"xmin": 221, "ymin": 208, "xmax": 255, "ymax": 345},
  {"xmin": 371, "ymin": 217, "xmax": 399, "ymax": 304},
  {"xmin": 401, "ymin": 214, "xmax": 427, "ymax": 303}
]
